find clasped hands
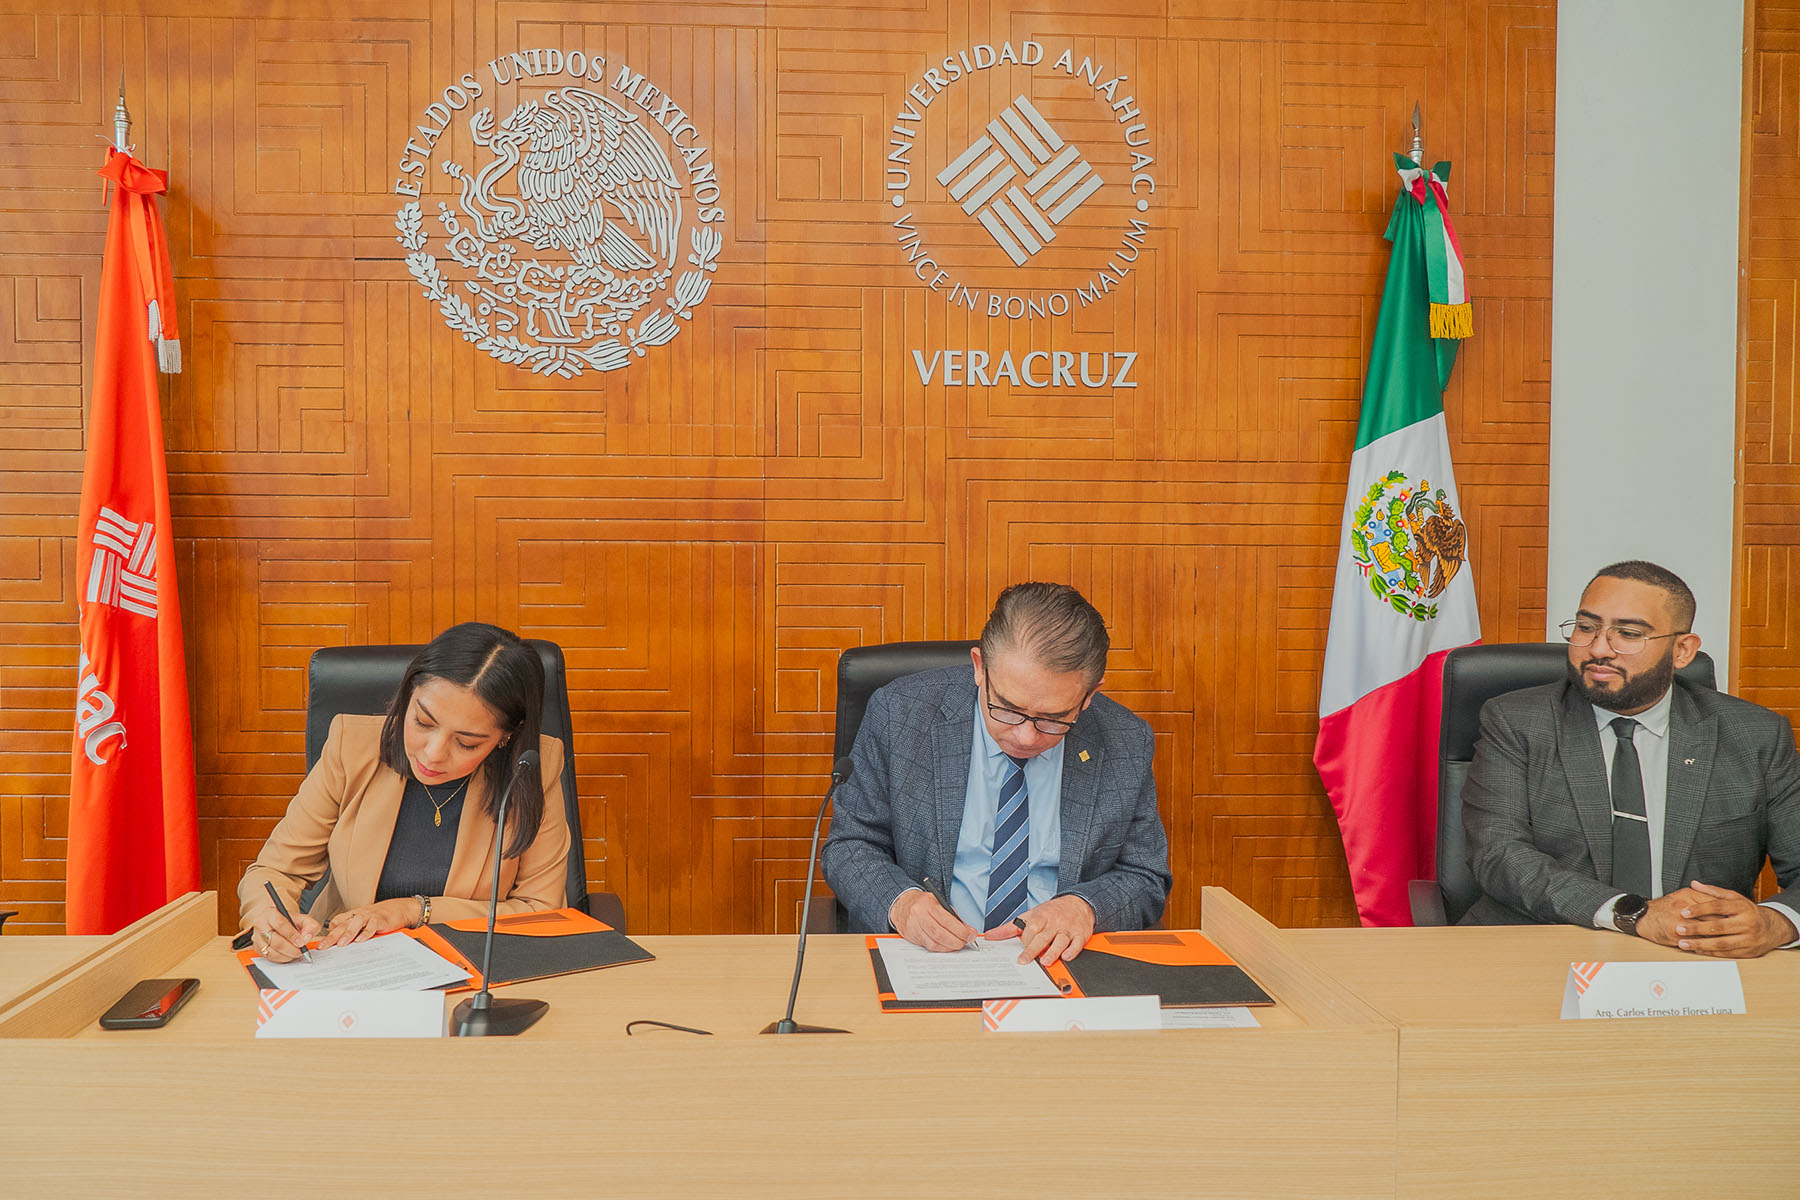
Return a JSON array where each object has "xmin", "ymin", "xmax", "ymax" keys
[
  {"xmin": 244, "ymin": 896, "xmax": 426, "ymax": 963},
  {"xmin": 888, "ymin": 888, "xmax": 1095, "ymax": 965},
  {"xmin": 1634, "ymin": 880, "xmax": 1797, "ymax": 959}
]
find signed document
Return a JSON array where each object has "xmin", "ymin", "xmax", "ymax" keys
[
  {"xmin": 255, "ymin": 933, "xmax": 470, "ymax": 991},
  {"xmin": 876, "ymin": 937, "xmax": 1064, "ymax": 1002}
]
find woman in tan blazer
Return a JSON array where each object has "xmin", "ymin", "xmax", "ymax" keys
[{"xmin": 239, "ymin": 623, "xmax": 571, "ymax": 962}]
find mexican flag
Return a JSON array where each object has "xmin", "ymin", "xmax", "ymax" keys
[{"xmin": 1314, "ymin": 154, "xmax": 1480, "ymax": 927}]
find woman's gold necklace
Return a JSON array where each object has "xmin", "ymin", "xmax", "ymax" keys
[{"xmin": 421, "ymin": 775, "xmax": 471, "ymax": 826}]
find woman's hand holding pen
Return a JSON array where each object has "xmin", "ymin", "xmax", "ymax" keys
[{"xmin": 246, "ymin": 903, "xmax": 321, "ymax": 964}]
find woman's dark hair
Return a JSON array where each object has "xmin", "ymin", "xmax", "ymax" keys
[{"xmin": 378, "ymin": 622, "xmax": 546, "ymax": 859}]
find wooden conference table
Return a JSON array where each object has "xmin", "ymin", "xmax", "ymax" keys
[{"xmin": 1, "ymin": 889, "xmax": 1796, "ymax": 1198}]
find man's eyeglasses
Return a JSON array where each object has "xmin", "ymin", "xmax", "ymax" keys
[
  {"xmin": 1559, "ymin": 618, "xmax": 1689, "ymax": 656},
  {"xmin": 984, "ymin": 694, "xmax": 1090, "ymax": 737}
]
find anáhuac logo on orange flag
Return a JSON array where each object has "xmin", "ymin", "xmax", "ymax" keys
[{"xmin": 66, "ymin": 145, "xmax": 199, "ymax": 935}]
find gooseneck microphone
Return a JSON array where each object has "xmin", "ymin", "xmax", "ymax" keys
[
  {"xmin": 762, "ymin": 756, "xmax": 855, "ymax": 1035},
  {"xmin": 452, "ymin": 747, "xmax": 548, "ymax": 1037}
]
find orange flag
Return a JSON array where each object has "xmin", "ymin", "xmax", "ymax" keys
[{"xmin": 66, "ymin": 147, "xmax": 198, "ymax": 934}]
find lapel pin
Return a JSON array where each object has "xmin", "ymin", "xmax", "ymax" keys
[
  {"xmin": 1685, "ymin": 758, "xmax": 1696, "ymax": 765},
  {"xmin": 1078, "ymin": 750, "xmax": 1090, "ymax": 763}
]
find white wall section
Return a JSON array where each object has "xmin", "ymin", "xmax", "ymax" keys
[{"xmin": 1550, "ymin": 0, "xmax": 1745, "ymax": 680}]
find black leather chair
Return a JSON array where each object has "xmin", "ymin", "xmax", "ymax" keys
[
  {"xmin": 805, "ymin": 640, "xmax": 978, "ymax": 932},
  {"xmin": 0, "ymin": 911, "xmax": 15, "ymax": 933},
  {"xmin": 302, "ymin": 640, "xmax": 624, "ymax": 931},
  {"xmin": 1410, "ymin": 642, "xmax": 1716, "ymax": 925},
  {"xmin": 832, "ymin": 640, "xmax": 978, "ymax": 763}
]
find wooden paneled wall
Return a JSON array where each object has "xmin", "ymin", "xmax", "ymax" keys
[
  {"xmin": 0, "ymin": 0, "xmax": 1555, "ymax": 934},
  {"xmin": 1740, "ymin": 0, "xmax": 1800, "ymax": 727}
]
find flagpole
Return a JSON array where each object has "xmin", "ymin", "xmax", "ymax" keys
[
  {"xmin": 1410, "ymin": 102, "xmax": 1423, "ymax": 165},
  {"xmin": 113, "ymin": 78, "xmax": 129, "ymax": 153}
]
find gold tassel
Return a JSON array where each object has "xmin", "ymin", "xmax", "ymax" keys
[{"xmin": 1430, "ymin": 301, "xmax": 1473, "ymax": 340}]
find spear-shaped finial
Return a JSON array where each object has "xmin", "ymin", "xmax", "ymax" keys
[
  {"xmin": 1409, "ymin": 102, "xmax": 1423, "ymax": 165},
  {"xmin": 112, "ymin": 75, "xmax": 130, "ymax": 153}
]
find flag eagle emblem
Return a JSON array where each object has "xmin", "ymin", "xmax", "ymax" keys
[{"xmin": 1349, "ymin": 471, "xmax": 1468, "ymax": 622}]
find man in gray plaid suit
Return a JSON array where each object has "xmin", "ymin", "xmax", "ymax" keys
[
  {"xmin": 1464, "ymin": 560, "xmax": 1800, "ymax": 956},
  {"xmin": 822, "ymin": 583, "xmax": 1170, "ymax": 966}
]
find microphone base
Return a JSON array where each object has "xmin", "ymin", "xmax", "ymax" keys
[
  {"xmin": 759, "ymin": 1018, "xmax": 850, "ymax": 1035},
  {"xmin": 451, "ymin": 996, "xmax": 548, "ymax": 1037}
]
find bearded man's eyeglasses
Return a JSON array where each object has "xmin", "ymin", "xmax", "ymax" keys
[{"xmin": 1559, "ymin": 618, "xmax": 1688, "ymax": 657}]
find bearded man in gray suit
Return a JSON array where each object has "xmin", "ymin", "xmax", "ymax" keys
[
  {"xmin": 1464, "ymin": 560, "xmax": 1800, "ymax": 957},
  {"xmin": 822, "ymin": 582, "xmax": 1171, "ymax": 966}
]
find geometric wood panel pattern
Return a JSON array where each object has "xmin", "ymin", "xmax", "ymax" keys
[
  {"xmin": 0, "ymin": 0, "xmax": 1554, "ymax": 934},
  {"xmin": 1740, "ymin": 0, "xmax": 1800, "ymax": 723}
]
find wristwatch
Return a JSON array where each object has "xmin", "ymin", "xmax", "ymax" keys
[{"xmin": 1612, "ymin": 893, "xmax": 1649, "ymax": 937}]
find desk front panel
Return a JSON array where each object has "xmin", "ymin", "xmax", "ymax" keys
[{"xmin": 1290, "ymin": 925, "xmax": 1800, "ymax": 1199}]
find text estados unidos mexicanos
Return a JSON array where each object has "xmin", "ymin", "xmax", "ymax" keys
[{"xmin": 391, "ymin": 49, "xmax": 724, "ymax": 222}]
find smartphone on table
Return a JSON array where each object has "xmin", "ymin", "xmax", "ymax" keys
[{"xmin": 98, "ymin": 978, "xmax": 199, "ymax": 1030}]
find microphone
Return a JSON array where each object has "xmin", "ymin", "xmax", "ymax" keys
[
  {"xmin": 762, "ymin": 756, "xmax": 855, "ymax": 1035},
  {"xmin": 452, "ymin": 748, "xmax": 548, "ymax": 1037}
]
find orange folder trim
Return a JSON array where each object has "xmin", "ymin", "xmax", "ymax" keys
[
  {"xmin": 1061, "ymin": 929, "xmax": 1275, "ymax": 1007},
  {"xmin": 1081, "ymin": 929, "xmax": 1238, "ymax": 967},
  {"xmin": 440, "ymin": 907, "xmax": 612, "ymax": 936}
]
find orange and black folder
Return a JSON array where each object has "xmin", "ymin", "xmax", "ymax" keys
[
  {"xmin": 420, "ymin": 907, "xmax": 653, "ymax": 989},
  {"xmin": 235, "ymin": 907, "xmax": 652, "ymax": 993},
  {"xmin": 1061, "ymin": 930, "xmax": 1273, "ymax": 1008},
  {"xmin": 866, "ymin": 929, "xmax": 1272, "ymax": 1012}
]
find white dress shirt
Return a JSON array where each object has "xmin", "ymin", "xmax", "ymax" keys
[{"xmin": 1590, "ymin": 688, "xmax": 1800, "ymax": 945}]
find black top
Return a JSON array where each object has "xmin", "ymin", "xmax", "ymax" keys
[{"xmin": 374, "ymin": 774, "xmax": 469, "ymax": 902}]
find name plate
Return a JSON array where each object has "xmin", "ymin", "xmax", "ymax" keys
[
  {"xmin": 256, "ymin": 989, "xmax": 447, "ymax": 1038},
  {"xmin": 1560, "ymin": 961, "xmax": 1746, "ymax": 1021},
  {"xmin": 983, "ymin": 994, "xmax": 1161, "ymax": 1033}
]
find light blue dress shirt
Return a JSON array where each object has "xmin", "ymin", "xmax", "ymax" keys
[{"xmin": 949, "ymin": 703, "xmax": 1063, "ymax": 929}]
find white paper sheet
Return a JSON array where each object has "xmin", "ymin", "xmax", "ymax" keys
[
  {"xmin": 985, "ymin": 995, "xmax": 1162, "ymax": 1032},
  {"xmin": 877, "ymin": 937, "xmax": 1064, "ymax": 1001},
  {"xmin": 1161, "ymin": 1005, "xmax": 1260, "ymax": 1029},
  {"xmin": 254, "ymin": 932, "xmax": 470, "ymax": 991}
]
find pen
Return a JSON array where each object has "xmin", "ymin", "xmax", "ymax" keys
[
  {"xmin": 1013, "ymin": 914, "xmax": 1073, "ymax": 990},
  {"xmin": 263, "ymin": 881, "xmax": 314, "ymax": 963}
]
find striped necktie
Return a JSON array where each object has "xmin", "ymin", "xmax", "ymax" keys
[{"xmin": 985, "ymin": 754, "xmax": 1031, "ymax": 929}]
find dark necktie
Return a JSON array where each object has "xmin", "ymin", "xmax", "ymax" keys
[
  {"xmin": 1609, "ymin": 717, "xmax": 1653, "ymax": 896},
  {"xmin": 984, "ymin": 755, "xmax": 1030, "ymax": 929}
]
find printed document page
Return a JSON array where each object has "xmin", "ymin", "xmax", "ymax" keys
[
  {"xmin": 255, "ymin": 933, "xmax": 471, "ymax": 991},
  {"xmin": 877, "ymin": 937, "xmax": 1064, "ymax": 1001}
]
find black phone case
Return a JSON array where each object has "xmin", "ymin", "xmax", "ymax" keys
[{"xmin": 98, "ymin": 978, "xmax": 199, "ymax": 1029}]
